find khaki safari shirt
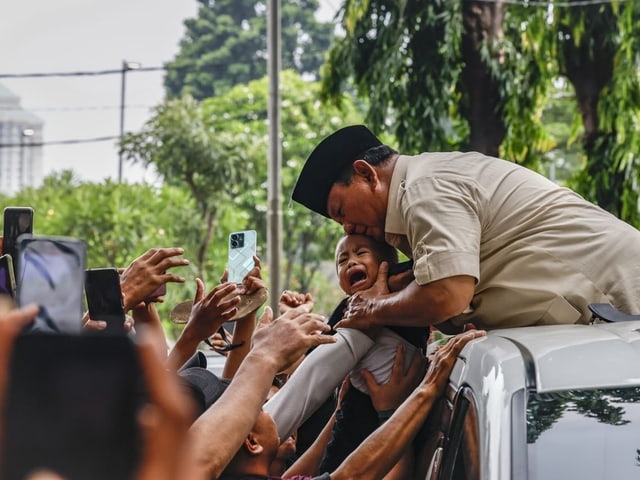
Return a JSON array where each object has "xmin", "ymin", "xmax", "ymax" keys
[{"xmin": 385, "ymin": 152, "xmax": 640, "ymax": 329}]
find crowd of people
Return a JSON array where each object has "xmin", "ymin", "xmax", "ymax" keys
[{"xmin": 2, "ymin": 123, "xmax": 640, "ymax": 479}]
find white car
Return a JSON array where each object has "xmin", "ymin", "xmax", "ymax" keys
[{"xmin": 423, "ymin": 318, "xmax": 640, "ymax": 480}]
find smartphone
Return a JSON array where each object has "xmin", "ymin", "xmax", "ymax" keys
[
  {"xmin": 2, "ymin": 206, "xmax": 34, "ymax": 265},
  {"xmin": 2, "ymin": 334, "xmax": 144, "ymax": 480},
  {"xmin": 85, "ymin": 268, "xmax": 127, "ymax": 335},
  {"xmin": 0, "ymin": 253, "xmax": 16, "ymax": 298},
  {"xmin": 227, "ymin": 230, "xmax": 257, "ymax": 284},
  {"xmin": 16, "ymin": 235, "xmax": 87, "ymax": 334}
]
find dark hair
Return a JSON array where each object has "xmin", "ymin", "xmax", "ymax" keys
[
  {"xmin": 376, "ymin": 240, "xmax": 399, "ymax": 265},
  {"xmin": 335, "ymin": 145, "xmax": 397, "ymax": 185}
]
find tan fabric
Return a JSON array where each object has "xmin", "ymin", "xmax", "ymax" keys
[{"xmin": 385, "ymin": 152, "xmax": 640, "ymax": 329}]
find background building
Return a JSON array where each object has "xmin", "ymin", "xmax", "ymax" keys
[{"xmin": 0, "ymin": 83, "xmax": 43, "ymax": 196}]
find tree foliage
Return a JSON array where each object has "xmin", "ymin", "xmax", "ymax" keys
[
  {"xmin": 321, "ymin": 0, "xmax": 640, "ymax": 225},
  {"xmin": 120, "ymin": 95, "xmax": 255, "ymax": 277},
  {"xmin": 164, "ymin": 0, "xmax": 333, "ymax": 100}
]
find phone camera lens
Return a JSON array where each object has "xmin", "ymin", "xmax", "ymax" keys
[{"xmin": 230, "ymin": 233, "xmax": 244, "ymax": 249}]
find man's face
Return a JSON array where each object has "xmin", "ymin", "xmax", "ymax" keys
[
  {"xmin": 326, "ymin": 173, "xmax": 386, "ymax": 242},
  {"xmin": 254, "ymin": 410, "xmax": 280, "ymax": 458}
]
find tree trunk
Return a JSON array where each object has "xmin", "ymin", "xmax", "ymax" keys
[
  {"xmin": 197, "ymin": 208, "xmax": 217, "ymax": 279},
  {"xmin": 460, "ymin": 0, "xmax": 506, "ymax": 157}
]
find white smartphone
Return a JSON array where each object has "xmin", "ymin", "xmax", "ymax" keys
[
  {"xmin": 16, "ymin": 235, "xmax": 87, "ymax": 334},
  {"xmin": 227, "ymin": 230, "xmax": 257, "ymax": 284}
]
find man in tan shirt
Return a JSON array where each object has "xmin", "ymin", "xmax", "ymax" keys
[{"xmin": 292, "ymin": 125, "xmax": 640, "ymax": 331}]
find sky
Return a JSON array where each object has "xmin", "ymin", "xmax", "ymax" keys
[{"xmin": 0, "ymin": 0, "xmax": 337, "ymax": 185}]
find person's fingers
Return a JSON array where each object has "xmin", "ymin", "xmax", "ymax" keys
[
  {"xmin": 205, "ymin": 282, "xmax": 237, "ymax": 303},
  {"xmin": 161, "ymin": 273, "xmax": 186, "ymax": 284},
  {"xmin": 157, "ymin": 256, "xmax": 190, "ymax": 272},
  {"xmin": 257, "ymin": 306, "xmax": 274, "ymax": 329},
  {"xmin": 361, "ymin": 368, "xmax": 379, "ymax": 393},
  {"xmin": 376, "ymin": 261, "xmax": 390, "ymax": 285},
  {"xmin": 83, "ymin": 319, "xmax": 107, "ymax": 331},
  {"xmin": 220, "ymin": 269, "xmax": 229, "ymax": 284},
  {"xmin": 148, "ymin": 247, "xmax": 185, "ymax": 263},
  {"xmin": 193, "ymin": 278, "xmax": 205, "ymax": 303},
  {"xmin": 390, "ymin": 343, "xmax": 406, "ymax": 378}
]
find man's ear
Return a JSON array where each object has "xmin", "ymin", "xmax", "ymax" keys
[
  {"xmin": 243, "ymin": 432, "xmax": 264, "ymax": 456},
  {"xmin": 352, "ymin": 159, "xmax": 378, "ymax": 185}
]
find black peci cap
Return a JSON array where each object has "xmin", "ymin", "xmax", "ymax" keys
[{"xmin": 292, "ymin": 125, "xmax": 382, "ymax": 218}]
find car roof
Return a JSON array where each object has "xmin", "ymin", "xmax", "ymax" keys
[{"xmin": 485, "ymin": 321, "xmax": 640, "ymax": 392}]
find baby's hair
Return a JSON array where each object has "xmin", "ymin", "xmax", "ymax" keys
[{"xmin": 337, "ymin": 234, "xmax": 398, "ymax": 265}]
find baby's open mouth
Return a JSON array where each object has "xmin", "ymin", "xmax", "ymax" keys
[{"xmin": 349, "ymin": 271, "xmax": 367, "ymax": 286}]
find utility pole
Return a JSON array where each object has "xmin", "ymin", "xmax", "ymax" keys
[
  {"xmin": 118, "ymin": 60, "xmax": 140, "ymax": 182},
  {"xmin": 267, "ymin": 0, "xmax": 282, "ymax": 311}
]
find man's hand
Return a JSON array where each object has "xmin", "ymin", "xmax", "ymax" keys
[
  {"xmin": 120, "ymin": 248, "xmax": 189, "ymax": 311},
  {"xmin": 335, "ymin": 261, "xmax": 391, "ymax": 331},
  {"xmin": 363, "ymin": 344, "xmax": 427, "ymax": 413},
  {"xmin": 251, "ymin": 305, "xmax": 336, "ymax": 373},
  {"xmin": 423, "ymin": 329, "xmax": 486, "ymax": 394}
]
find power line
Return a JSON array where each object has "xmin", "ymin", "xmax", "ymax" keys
[
  {"xmin": 0, "ymin": 136, "xmax": 118, "ymax": 148},
  {"xmin": 0, "ymin": 66, "xmax": 165, "ymax": 79},
  {"xmin": 473, "ymin": 0, "xmax": 633, "ymax": 6}
]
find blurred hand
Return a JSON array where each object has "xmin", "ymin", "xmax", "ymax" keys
[
  {"xmin": 120, "ymin": 248, "xmax": 189, "ymax": 311},
  {"xmin": 278, "ymin": 290, "xmax": 313, "ymax": 315},
  {"xmin": 136, "ymin": 330, "xmax": 198, "ymax": 480}
]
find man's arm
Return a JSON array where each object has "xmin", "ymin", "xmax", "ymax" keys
[
  {"xmin": 336, "ymin": 262, "xmax": 474, "ymax": 330},
  {"xmin": 188, "ymin": 305, "xmax": 336, "ymax": 479},
  {"xmin": 330, "ymin": 329, "xmax": 486, "ymax": 480}
]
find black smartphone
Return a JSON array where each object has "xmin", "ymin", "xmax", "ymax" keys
[
  {"xmin": 227, "ymin": 230, "xmax": 257, "ymax": 283},
  {"xmin": 85, "ymin": 268, "xmax": 127, "ymax": 335},
  {"xmin": 16, "ymin": 235, "xmax": 87, "ymax": 334},
  {"xmin": 2, "ymin": 206, "xmax": 34, "ymax": 266},
  {"xmin": 0, "ymin": 253, "xmax": 16, "ymax": 298},
  {"xmin": 2, "ymin": 334, "xmax": 144, "ymax": 480},
  {"xmin": 388, "ymin": 259, "xmax": 414, "ymax": 276}
]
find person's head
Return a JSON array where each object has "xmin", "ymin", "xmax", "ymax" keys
[
  {"xmin": 292, "ymin": 125, "xmax": 397, "ymax": 241},
  {"xmin": 335, "ymin": 234, "xmax": 398, "ymax": 295}
]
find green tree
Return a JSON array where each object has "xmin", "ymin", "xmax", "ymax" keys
[
  {"xmin": 201, "ymin": 70, "xmax": 361, "ymax": 308},
  {"xmin": 120, "ymin": 95, "xmax": 255, "ymax": 278},
  {"xmin": 164, "ymin": 0, "xmax": 333, "ymax": 100},
  {"xmin": 548, "ymin": 1, "xmax": 640, "ymax": 224},
  {"xmin": 4, "ymin": 171, "xmax": 208, "ymax": 333}
]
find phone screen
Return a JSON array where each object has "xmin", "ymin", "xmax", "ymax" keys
[
  {"xmin": 17, "ymin": 235, "xmax": 87, "ymax": 334},
  {"xmin": 85, "ymin": 268, "xmax": 126, "ymax": 335},
  {"xmin": 0, "ymin": 254, "xmax": 16, "ymax": 298},
  {"xmin": 2, "ymin": 334, "xmax": 144, "ymax": 480},
  {"xmin": 2, "ymin": 207, "xmax": 34, "ymax": 263},
  {"xmin": 227, "ymin": 230, "xmax": 257, "ymax": 283}
]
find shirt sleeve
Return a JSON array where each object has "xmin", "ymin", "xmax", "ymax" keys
[
  {"xmin": 264, "ymin": 328, "xmax": 375, "ymax": 441},
  {"xmin": 401, "ymin": 175, "xmax": 482, "ymax": 284}
]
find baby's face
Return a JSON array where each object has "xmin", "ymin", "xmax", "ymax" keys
[{"xmin": 335, "ymin": 234, "xmax": 385, "ymax": 295}]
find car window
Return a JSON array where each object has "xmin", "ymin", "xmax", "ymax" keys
[{"xmin": 527, "ymin": 387, "xmax": 640, "ymax": 479}]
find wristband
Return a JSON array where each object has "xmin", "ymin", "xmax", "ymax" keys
[{"xmin": 377, "ymin": 408, "xmax": 395, "ymax": 423}]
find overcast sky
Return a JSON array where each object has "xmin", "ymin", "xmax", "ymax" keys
[{"xmin": 0, "ymin": 0, "xmax": 336, "ymax": 184}]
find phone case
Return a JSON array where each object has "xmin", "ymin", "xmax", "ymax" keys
[
  {"xmin": 227, "ymin": 230, "xmax": 257, "ymax": 283},
  {"xmin": 16, "ymin": 235, "xmax": 87, "ymax": 334}
]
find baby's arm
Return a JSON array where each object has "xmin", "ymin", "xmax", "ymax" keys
[{"xmin": 263, "ymin": 328, "xmax": 375, "ymax": 441}]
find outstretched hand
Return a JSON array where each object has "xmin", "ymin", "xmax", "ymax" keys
[
  {"xmin": 335, "ymin": 261, "xmax": 391, "ymax": 331},
  {"xmin": 251, "ymin": 305, "xmax": 336, "ymax": 373},
  {"xmin": 120, "ymin": 248, "xmax": 190, "ymax": 311}
]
